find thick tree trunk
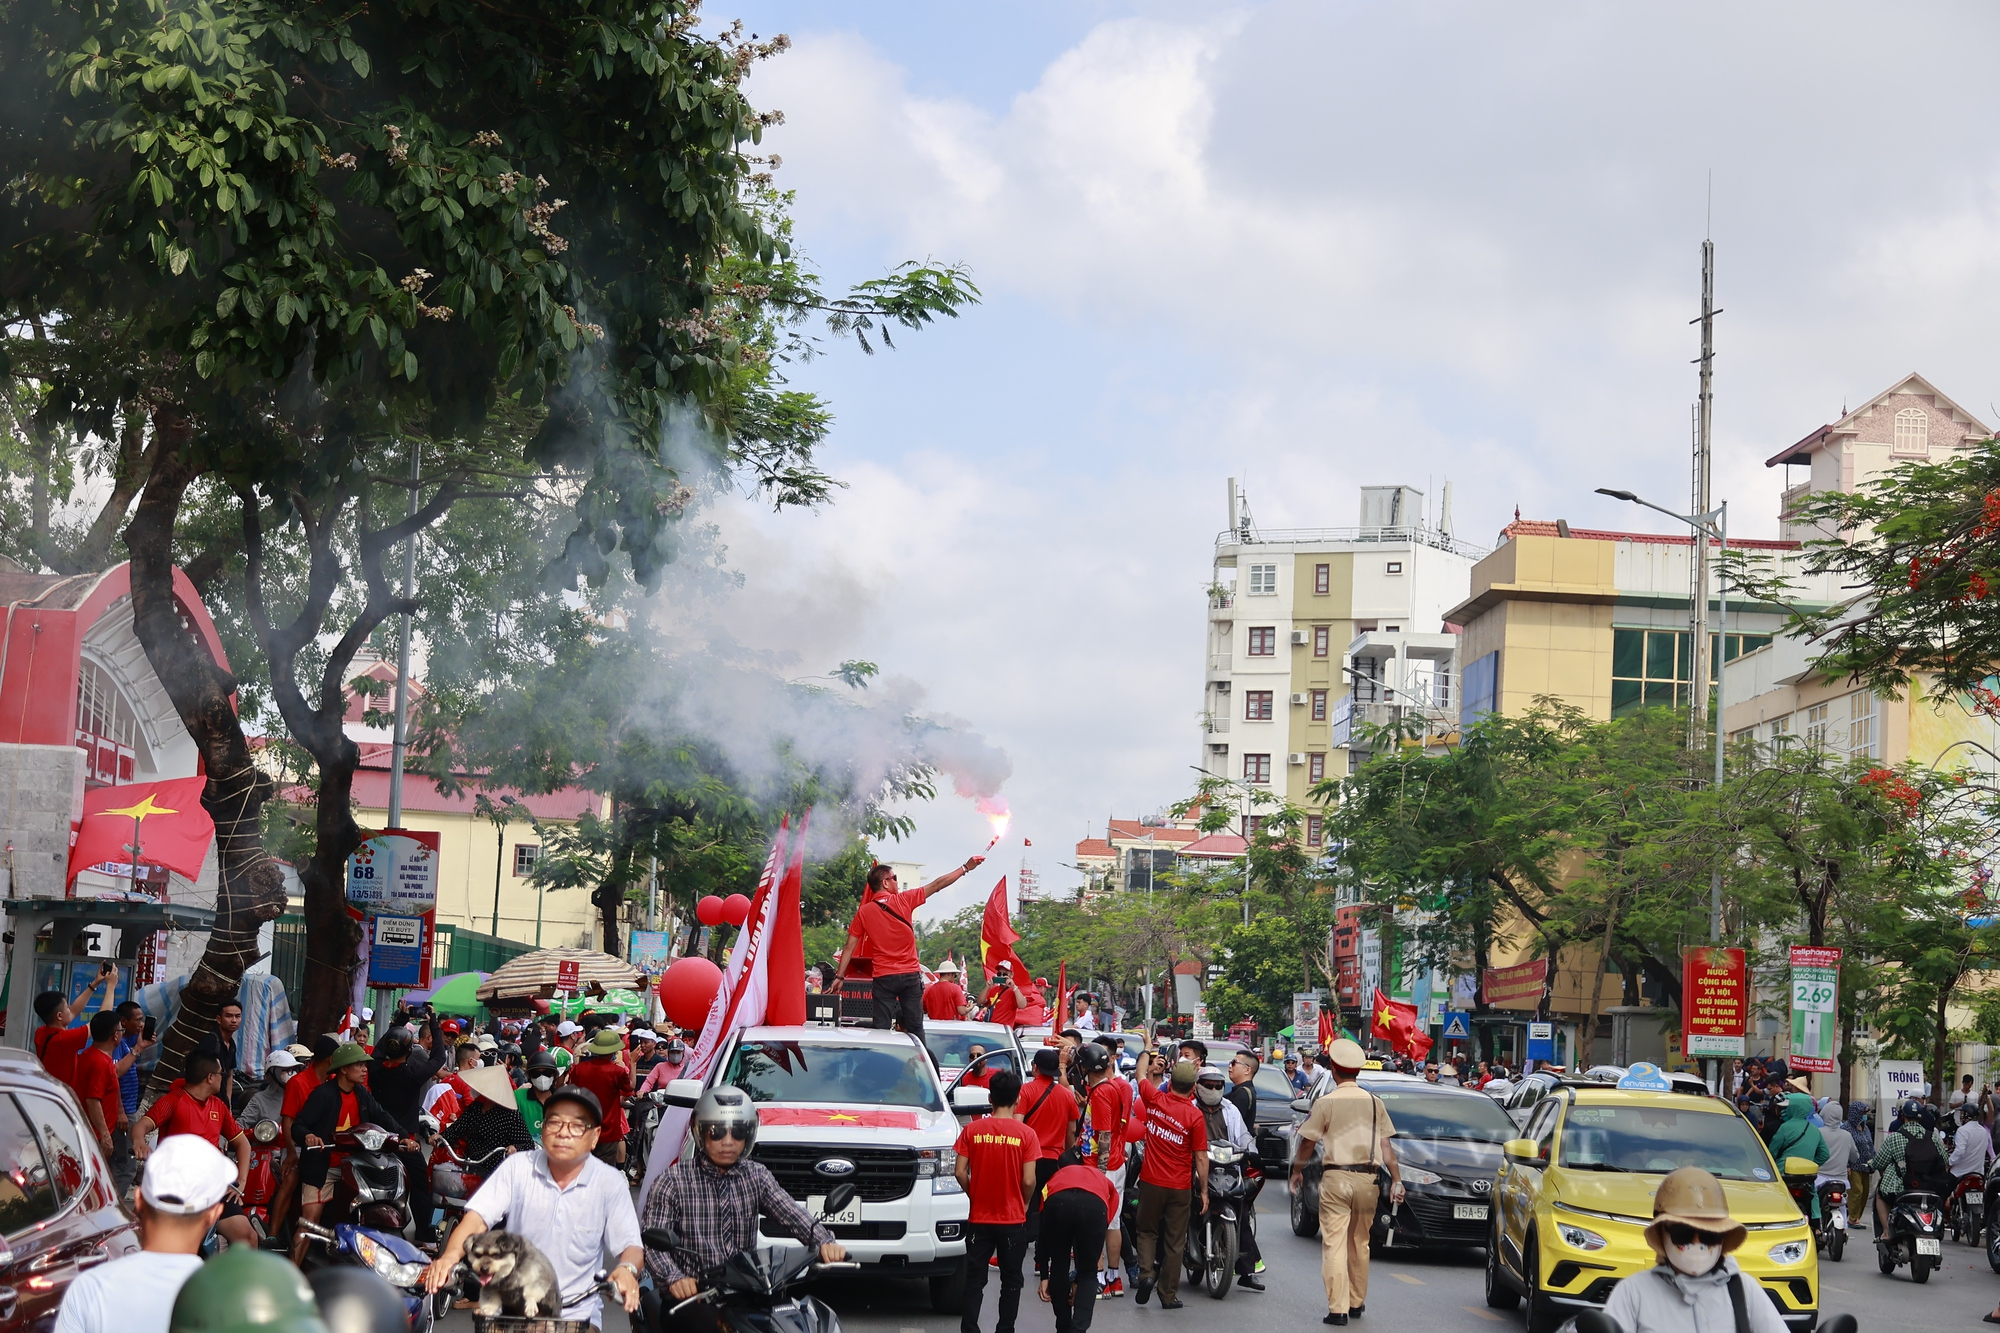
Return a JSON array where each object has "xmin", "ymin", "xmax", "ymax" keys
[
  {"xmin": 125, "ymin": 432, "xmax": 287, "ymax": 1104},
  {"xmin": 298, "ymin": 758, "xmax": 364, "ymax": 1042}
]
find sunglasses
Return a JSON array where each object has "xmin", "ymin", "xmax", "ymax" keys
[
  {"xmin": 1663, "ymin": 1224, "xmax": 1729, "ymax": 1248},
  {"xmin": 703, "ymin": 1124, "xmax": 752, "ymax": 1142}
]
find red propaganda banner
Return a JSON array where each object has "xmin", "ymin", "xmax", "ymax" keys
[
  {"xmin": 1683, "ymin": 947, "xmax": 1747, "ymax": 1058},
  {"xmin": 757, "ymin": 1107, "xmax": 921, "ymax": 1130},
  {"xmin": 1482, "ymin": 958, "xmax": 1549, "ymax": 1010}
]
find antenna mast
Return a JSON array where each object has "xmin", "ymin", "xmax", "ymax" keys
[{"xmin": 1689, "ymin": 239, "xmax": 1717, "ymax": 745}]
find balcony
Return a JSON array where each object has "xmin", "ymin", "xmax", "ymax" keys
[
  {"xmin": 1204, "ymin": 712, "xmax": 1230, "ymax": 735},
  {"xmin": 1207, "ymin": 651, "xmax": 1233, "ymax": 676}
]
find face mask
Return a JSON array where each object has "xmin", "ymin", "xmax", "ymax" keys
[
  {"xmin": 532, "ymin": 1075, "xmax": 554, "ymax": 1092},
  {"xmin": 1665, "ymin": 1240, "xmax": 1720, "ymax": 1276},
  {"xmin": 1197, "ymin": 1084, "xmax": 1224, "ymax": 1106}
]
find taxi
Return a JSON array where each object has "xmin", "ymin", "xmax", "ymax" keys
[{"xmin": 1483, "ymin": 1064, "xmax": 1817, "ymax": 1332}]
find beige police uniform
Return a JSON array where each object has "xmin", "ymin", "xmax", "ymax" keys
[{"xmin": 1295, "ymin": 1081, "xmax": 1394, "ymax": 1315}]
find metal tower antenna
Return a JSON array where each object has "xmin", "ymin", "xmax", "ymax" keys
[{"xmin": 1688, "ymin": 240, "xmax": 1718, "ymax": 745}]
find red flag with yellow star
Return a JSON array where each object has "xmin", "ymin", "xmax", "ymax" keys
[
  {"xmin": 67, "ymin": 777, "xmax": 215, "ymax": 887},
  {"xmin": 1370, "ymin": 986, "xmax": 1433, "ymax": 1060}
]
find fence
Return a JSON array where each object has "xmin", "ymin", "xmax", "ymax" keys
[{"xmin": 266, "ymin": 916, "xmax": 535, "ymax": 1025}]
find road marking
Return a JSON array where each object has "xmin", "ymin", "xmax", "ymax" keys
[
  {"xmin": 1391, "ymin": 1273, "xmax": 1424, "ymax": 1285},
  {"xmin": 1822, "ymin": 1286, "xmax": 1849, "ymax": 1294},
  {"xmin": 1462, "ymin": 1306, "xmax": 1504, "ymax": 1322}
]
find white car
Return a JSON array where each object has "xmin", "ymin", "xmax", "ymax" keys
[{"xmin": 666, "ymin": 1025, "xmax": 975, "ymax": 1312}]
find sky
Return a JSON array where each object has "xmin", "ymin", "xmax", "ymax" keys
[{"xmin": 685, "ymin": 1, "xmax": 2000, "ymax": 920}]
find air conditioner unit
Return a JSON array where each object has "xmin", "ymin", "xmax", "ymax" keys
[
  {"xmin": 1289, "ymin": 630, "xmax": 1309, "ymax": 645},
  {"xmin": 1288, "ymin": 752, "xmax": 1308, "ymax": 766},
  {"xmin": 1290, "ymin": 693, "xmax": 1308, "ymax": 706}
]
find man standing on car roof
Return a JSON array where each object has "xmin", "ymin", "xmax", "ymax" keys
[
  {"xmin": 1291, "ymin": 1038, "xmax": 1402, "ymax": 1327},
  {"xmin": 830, "ymin": 856, "xmax": 986, "ymax": 1039}
]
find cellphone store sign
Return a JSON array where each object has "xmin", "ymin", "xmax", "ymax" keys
[{"xmin": 1682, "ymin": 946, "xmax": 1747, "ymax": 1057}]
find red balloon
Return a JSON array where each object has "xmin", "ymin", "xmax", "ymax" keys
[
  {"xmin": 722, "ymin": 894, "xmax": 752, "ymax": 927},
  {"xmin": 695, "ymin": 895, "xmax": 726, "ymax": 927},
  {"xmin": 658, "ymin": 956, "xmax": 724, "ymax": 1029}
]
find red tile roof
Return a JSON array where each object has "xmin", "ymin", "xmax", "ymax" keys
[
  {"xmin": 1498, "ymin": 520, "xmax": 1798, "ymax": 552},
  {"xmin": 1181, "ymin": 833, "xmax": 1248, "ymax": 857},
  {"xmin": 1105, "ymin": 820, "xmax": 1202, "ymax": 843},
  {"xmin": 1075, "ymin": 839, "xmax": 1116, "ymax": 859}
]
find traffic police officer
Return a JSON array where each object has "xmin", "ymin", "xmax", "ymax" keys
[{"xmin": 1290, "ymin": 1038, "xmax": 1403, "ymax": 1326}]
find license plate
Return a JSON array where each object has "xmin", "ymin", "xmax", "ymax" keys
[
  {"xmin": 808, "ymin": 1195, "xmax": 863, "ymax": 1227},
  {"xmin": 1916, "ymin": 1238, "xmax": 1941, "ymax": 1256},
  {"xmin": 1453, "ymin": 1204, "xmax": 1489, "ymax": 1220}
]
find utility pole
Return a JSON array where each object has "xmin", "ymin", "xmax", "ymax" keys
[
  {"xmin": 1689, "ymin": 240, "xmax": 1716, "ymax": 751},
  {"xmin": 387, "ymin": 445, "xmax": 420, "ymax": 828}
]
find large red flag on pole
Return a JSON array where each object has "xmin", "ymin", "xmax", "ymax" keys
[
  {"xmin": 67, "ymin": 777, "xmax": 216, "ymax": 886},
  {"xmin": 1370, "ymin": 987, "xmax": 1434, "ymax": 1060},
  {"xmin": 764, "ymin": 811, "xmax": 810, "ymax": 1026},
  {"xmin": 979, "ymin": 876, "xmax": 1024, "ymax": 984}
]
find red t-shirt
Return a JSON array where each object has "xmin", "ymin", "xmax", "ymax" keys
[
  {"xmin": 845, "ymin": 888, "xmax": 927, "ymax": 977},
  {"xmin": 149, "ymin": 1081, "xmax": 242, "ymax": 1149},
  {"xmin": 567, "ymin": 1056, "xmax": 633, "ymax": 1139},
  {"xmin": 1136, "ymin": 1079, "xmax": 1208, "ymax": 1190},
  {"xmin": 1088, "ymin": 1077, "xmax": 1133, "ymax": 1170},
  {"xmin": 923, "ymin": 981, "xmax": 966, "ymax": 1020},
  {"xmin": 984, "ymin": 983, "xmax": 1045, "ymax": 1027},
  {"xmin": 71, "ymin": 1047, "xmax": 122, "ymax": 1135},
  {"xmin": 335, "ymin": 1091, "xmax": 360, "ymax": 1134},
  {"xmin": 281, "ymin": 1066, "xmax": 323, "ymax": 1121},
  {"xmin": 954, "ymin": 1115, "xmax": 1036, "ymax": 1225},
  {"xmin": 1044, "ymin": 1163, "xmax": 1117, "ymax": 1213},
  {"xmin": 33, "ymin": 1025, "xmax": 89, "ymax": 1086},
  {"xmin": 1019, "ymin": 1074, "xmax": 1080, "ymax": 1160}
]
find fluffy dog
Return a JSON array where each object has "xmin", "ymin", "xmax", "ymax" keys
[{"xmin": 464, "ymin": 1231, "xmax": 562, "ymax": 1318}]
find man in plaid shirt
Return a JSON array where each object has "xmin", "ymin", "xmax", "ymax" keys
[{"xmin": 642, "ymin": 1087, "xmax": 847, "ymax": 1309}]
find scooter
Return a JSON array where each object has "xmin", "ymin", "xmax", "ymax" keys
[
  {"xmin": 297, "ymin": 1219, "xmax": 434, "ymax": 1333},
  {"xmin": 1183, "ymin": 1144, "xmax": 1249, "ymax": 1299},
  {"xmin": 644, "ymin": 1184, "xmax": 861, "ymax": 1333},
  {"xmin": 1815, "ymin": 1178, "xmax": 1848, "ymax": 1262},
  {"xmin": 624, "ymin": 1090, "xmax": 667, "ymax": 1186},
  {"xmin": 1876, "ymin": 1189, "xmax": 1945, "ymax": 1282},
  {"xmin": 241, "ymin": 1118, "xmax": 284, "ymax": 1235},
  {"xmin": 429, "ymin": 1135, "xmax": 511, "ymax": 1245},
  {"xmin": 1948, "ymin": 1172, "xmax": 1984, "ymax": 1245}
]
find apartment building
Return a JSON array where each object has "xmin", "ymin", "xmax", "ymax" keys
[
  {"xmin": 1073, "ymin": 816, "xmax": 1247, "ymax": 897},
  {"xmin": 1202, "ymin": 482, "xmax": 1481, "ymax": 839}
]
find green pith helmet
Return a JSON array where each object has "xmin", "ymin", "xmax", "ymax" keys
[{"xmin": 171, "ymin": 1246, "xmax": 330, "ymax": 1333}]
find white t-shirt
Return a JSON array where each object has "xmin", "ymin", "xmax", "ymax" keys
[{"xmin": 54, "ymin": 1251, "xmax": 203, "ymax": 1333}]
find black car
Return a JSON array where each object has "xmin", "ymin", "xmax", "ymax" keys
[{"xmin": 1286, "ymin": 1073, "xmax": 1519, "ymax": 1249}]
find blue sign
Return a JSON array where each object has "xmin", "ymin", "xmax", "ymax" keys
[
  {"xmin": 1441, "ymin": 1010, "xmax": 1471, "ymax": 1040},
  {"xmin": 1617, "ymin": 1061, "xmax": 1673, "ymax": 1091},
  {"xmin": 1525, "ymin": 1021, "xmax": 1556, "ymax": 1063},
  {"xmin": 368, "ymin": 914, "xmax": 427, "ymax": 988}
]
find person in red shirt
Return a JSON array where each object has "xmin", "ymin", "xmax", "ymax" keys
[
  {"xmin": 1079, "ymin": 1041, "xmax": 1132, "ymax": 1296},
  {"xmin": 566, "ymin": 1028, "xmax": 634, "ymax": 1164},
  {"xmin": 134, "ymin": 1051, "xmax": 257, "ymax": 1247},
  {"xmin": 832, "ymin": 856, "xmax": 985, "ymax": 1039},
  {"xmin": 960, "ymin": 1043, "xmax": 999, "ymax": 1090},
  {"xmin": 1036, "ymin": 1162, "xmax": 1117, "ymax": 1332},
  {"xmin": 1131, "ymin": 1054, "xmax": 1208, "ymax": 1309},
  {"xmin": 271, "ymin": 1034, "xmax": 337, "ymax": 1241},
  {"xmin": 924, "ymin": 958, "xmax": 971, "ymax": 1021},
  {"xmin": 953, "ymin": 1071, "xmax": 1037, "ymax": 1333},
  {"xmin": 982, "ymin": 963, "xmax": 1045, "ymax": 1028},
  {"xmin": 1019, "ymin": 1047, "xmax": 1080, "ymax": 1241},
  {"xmin": 72, "ymin": 1011, "xmax": 126, "ymax": 1161},
  {"xmin": 31, "ymin": 964, "xmax": 115, "ymax": 1087}
]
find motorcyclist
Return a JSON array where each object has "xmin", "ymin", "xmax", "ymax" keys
[
  {"xmin": 639, "ymin": 1088, "xmax": 847, "ymax": 1331},
  {"xmin": 1767, "ymin": 1092, "xmax": 1827, "ymax": 1219},
  {"xmin": 1600, "ymin": 1167, "xmax": 1786, "ymax": 1333},
  {"xmin": 515, "ymin": 1051, "xmax": 559, "ymax": 1138},
  {"xmin": 1864, "ymin": 1098, "xmax": 1950, "ymax": 1234},
  {"xmin": 240, "ymin": 1050, "xmax": 300, "ymax": 1127}
]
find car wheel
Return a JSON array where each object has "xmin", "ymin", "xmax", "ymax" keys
[
  {"xmin": 1290, "ymin": 1176, "xmax": 1321, "ymax": 1239},
  {"xmin": 1522, "ymin": 1232, "xmax": 1557, "ymax": 1333},
  {"xmin": 1484, "ymin": 1220, "xmax": 1520, "ymax": 1310},
  {"xmin": 929, "ymin": 1259, "xmax": 967, "ymax": 1314}
]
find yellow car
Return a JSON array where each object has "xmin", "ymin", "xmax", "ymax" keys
[{"xmin": 1484, "ymin": 1082, "xmax": 1818, "ymax": 1331}]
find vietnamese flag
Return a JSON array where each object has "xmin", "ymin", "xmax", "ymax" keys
[
  {"xmin": 67, "ymin": 777, "xmax": 216, "ymax": 887},
  {"xmin": 1317, "ymin": 1005, "xmax": 1335, "ymax": 1051},
  {"xmin": 980, "ymin": 877, "xmax": 1024, "ymax": 983},
  {"xmin": 764, "ymin": 813, "xmax": 810, "ymax": 1026},
  {"xmin": 1371, "ymin": 987, "xmax": 1434, "ymax": 1061}
]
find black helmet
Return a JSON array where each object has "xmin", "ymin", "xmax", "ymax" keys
[
  {"xmin": 526, "ymin": 1051, "xmax": 559, "ymax": 1076},
  {"xmin": 309, "ymin": 1266, "xmax": 407, "ymax": 1333},
  {"xmin": 694, "ymin": 1086, "xmax": 759, "ymax": 1153},
  {"xmin": 1075, "ymin": 1043, "xmax": 1110, "ymax": 1075},
  {"xmin": 666, "ymin": 1040, "xmax": 686, "ymax": 1060}
]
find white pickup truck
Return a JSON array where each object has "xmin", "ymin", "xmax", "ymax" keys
[{"xmin": 666, "ymin": 1025, "xmax": 984, "ymax": 1313}]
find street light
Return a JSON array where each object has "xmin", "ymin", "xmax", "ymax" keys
[{"xmin": 1595, "ymin": 486, "xmax": 1729, "ymax": 944}]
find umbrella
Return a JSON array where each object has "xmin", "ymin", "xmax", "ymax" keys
[
  {"xmin": 549, "ymin": 988, "xmax": 649, "ymax": 1020},
  {"xmin": 476, "ymin": 948, "xmax": 644, "ymax": 1003},
  {"xmin": 426, "ymin": 972, "xmax": 489, "ymax": 1015}
]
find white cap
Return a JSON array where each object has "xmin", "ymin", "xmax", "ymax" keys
[
  {"xmin": 475, "ymin": 1034, "xmax": 499, "ymax": 1051},
  {"xmin": 360, "ymin": 1007, "xmax": 374, "ymax": 1021},
  {"xmin": 633, "ymin": 1030, "xmax": 659, "ymax": 1041},
  {"xmin": 556, "ymin": 1021, "xmax": 581, "ymax": 1037},
  {"xmin": 266, "ymin": 1050, "xmax": 300, "ymax": 1070},
  {"xmin": 142, "ymin": 1135, "xmax": 238, "ymax": 1214}
]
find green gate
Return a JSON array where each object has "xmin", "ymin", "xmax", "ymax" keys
[{"xmin": 266, "ymin": 916, "xmax": 533, "ymax": 1026}]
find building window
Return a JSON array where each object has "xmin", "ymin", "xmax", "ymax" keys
[
  {"xmin": 1385, "ymin": 561, "xmax": 1403, "ymax": 575},
  {"xmin": 1308, "ymin": 752, "xmax": 1326, "ymax": 782},
  {"xmin": 513, "ymin": 844, "xmax": 541, "ymax": 876},
  {"xmin": 1244, "ymin": 690, "xmax": 1274, "ymax": 721},
  {"xmin": 1461, "ymin": 651, "xmax": 1498, "ymax": 726},
  {"xmin": 1310, "ymin": 689, "xmax": 1328, "ymax": 721},
  {"xmin": 1247, "ymin": 627, "xmax": 1277, "ymax": 656},
  {"xmin": 1247, "ymin": 564, "xmax": 1277, "ymax": 595},
  {"xmin": 1314, "ymin": 563, "xmax": 1331, "ymax": 596},
  {"xmin": 1805, "ymin": 702, "xmax": 1830, "ymax": 750},
  {"xmin": 1769, "ymin": 715, "xmax": 1790, "ymax": 744},
  {"xmin": 1312, "ymin": 625, "xmax": 1330, "ymax": 658},
  {"xmin": 1610, "ymin": 628, "xmax": 1776, "ymax": 719},
  {"xmin": 1306, "ymin": 815, "xmax": 1324, "ymax": 846},
  {"xmin": 1848, "ymin": 690, "xmax": 1876, "ymax": 758},
  {"xmin": 1244, "ymin": 814, "xmax": 1266, "ymax": 838},
  {"xmin": 1894, "ymin": 407, "xmax": 1929, "ymax": 456},
  {"xmin": 1383, "ymin": 625, "xmax": 1401, "ymax": 632},
  {"xmin": 1244, "ymin": 753, "xmax": 1271, "ymax": 784}
]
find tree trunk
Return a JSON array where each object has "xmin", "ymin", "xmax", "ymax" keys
[
  {"xmin": 1934, "ymin": 984, "xmax": 1954, "ymax": 1108},
  {"xmin": 125, "ymin": 431, "xmax": 287, "ymax": 1104},
  {"xmin": 298, "ymin": 757, "xmax": 364, "ymax": 1041}
]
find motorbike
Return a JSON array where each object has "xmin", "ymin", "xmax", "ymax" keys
[
  {"xmin": 624, "ymin": 1090, "xmax": 668, "ymax": 1186},
  {"xmin": 297, "ymin": 1219, "xmax": 434, "ymax": 1333},
  {"xmin": 241, "ymin": 1118, "xmax": 284, "ymax": 1234},
  {"xmin": 1876, "ymin": 1189, "xmax": 1945, "ymax": 1282},
  {"xmin": 1183, "ymin": 1143, "xmax": 1250, "ymax": 1299},
  {"xmin": 430, "ymin": 1135, "xmax": 511, "ymax": 1244},
  {"xmin": 1948, "ymin": 1172, "xmax": 1985, "ymax": 1246},
  {"xmin": 1814, "ymin": 1178, "xmax": 1848, "ymax": 1262},
  {"xmin": 643, "ymin": 1183, "xmax": 861, "ymax": 1333}
]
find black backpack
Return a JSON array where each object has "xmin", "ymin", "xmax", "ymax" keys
[{"xmin": 1902, "ymin": 1126, "xmax": 1950, "ymax": 1194}]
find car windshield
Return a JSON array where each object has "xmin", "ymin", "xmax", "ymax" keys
[
  {"xmin": 1559, "ymin": 1103, "xmax": 1771, "ymax": 1177},
  {"xmin": 1376, "ymin": 1088, "xmax": 1520, "ymax": 1143},
  {"xmin": 724, "ymin": 1041, "xmax": 943, "ymax": 1112},
  {"xmin": 1253, "ymin": 1066, "xmax": 1297, "ymax": 1106},
  {"xmin": 925, "ymin": 1031, "xmax": 1020, "ymax": 1081}
]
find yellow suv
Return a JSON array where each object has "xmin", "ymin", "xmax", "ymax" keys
[{"xmin": 1484, "ymin": 1082, "xmax": 1817, "ymax": 1331}]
